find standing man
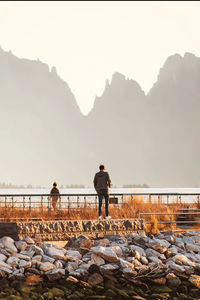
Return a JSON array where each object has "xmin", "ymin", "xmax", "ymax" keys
[
  {"xmin": 50, "ymin": 182, "xmax": 61, "ymax": 210},
  {"xmin": 93, "ymin": 164, "xmax": 112, "ymax": 220}
]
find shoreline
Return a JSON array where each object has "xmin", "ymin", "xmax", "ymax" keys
[{"xmin": 0, "ymin": 231, "xmax": 200, "ymax": 298}]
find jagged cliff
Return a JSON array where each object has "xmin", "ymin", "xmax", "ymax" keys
[{"xmin": 0, "ymin": 47, "xmax": 200, "ymax": 187}]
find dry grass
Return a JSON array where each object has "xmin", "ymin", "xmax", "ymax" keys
[{"xmin": 0, "ymin": 195, "xmax": 199, "ymax": 233}]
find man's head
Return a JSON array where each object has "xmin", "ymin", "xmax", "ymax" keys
[
  {"xmin": 99, "ymin": 164, "xmax": 105, "ymax": 171},
  {"xmin": 53, "ymin": 182, "xmax": 57, "ymax": 187}
]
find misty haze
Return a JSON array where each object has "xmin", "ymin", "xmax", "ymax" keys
[{"xmin": 0, "ymin": 47, "xmax": 200, "ymax": 187}]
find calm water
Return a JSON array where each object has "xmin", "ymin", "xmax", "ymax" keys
[{"xmin": 1, "ymin": 187, "xmax": 200, "ymax": 194}]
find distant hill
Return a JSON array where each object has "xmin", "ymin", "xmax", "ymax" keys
[{"xmin": 0, "ymin": 46, "xmax": 200, "ymax": 187}]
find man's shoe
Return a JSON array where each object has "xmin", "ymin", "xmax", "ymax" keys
[
  {"xmin": 106, "ymin": 216, "xmax": 111, "ymax": 220},
  {"xmin": 98, "ymin": 216, "xmax": 102, "ymax": 220}
]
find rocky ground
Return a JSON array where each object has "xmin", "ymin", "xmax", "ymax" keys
[{"xmin": 0, "ymin": 231, "xmax": 200, "ymax": 299}]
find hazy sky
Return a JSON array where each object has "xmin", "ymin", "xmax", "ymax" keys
[{"xmin": 0, "ymin": 1, "xmax": 200, "ymax": 114}]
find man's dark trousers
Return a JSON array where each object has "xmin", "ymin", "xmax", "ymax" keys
[{"xmin": 97, "ymin": 189, "xmax": 109, "ymax": 217}]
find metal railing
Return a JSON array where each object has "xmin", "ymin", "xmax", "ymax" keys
[
  {"xmin": 0, "ymin": 192, "xmax": 200, "ymax": 208},
  {"xmin": 0, "ymin": 192, "xmax": 200, "ymax": 221},
  {"xmin": 139, "ymin": 211, "xmax": 200, "ymax": 231}
]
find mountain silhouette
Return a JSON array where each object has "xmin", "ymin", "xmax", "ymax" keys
[{"xmin": 0, "ymin": 46, "xmax": 200, "ymax": 187}]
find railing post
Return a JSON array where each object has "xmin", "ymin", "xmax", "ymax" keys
[
  {"xmin": 170, "ymin": 214, "xmax": 173, "ymax": 232},
  {"xmin": 48, "ymin": 196, "xmax": 51, "ymax": 217},
  {"xmin": 179, "ymin": 195, "xmax": 181, "ymax": 205},
  {"xmin": 5, "ymin": 196, "xmax": 7, "ymax": 208},
  {"xmin": 29, "ymin": 196, "xmax": 31, "ymax": 216},
  {"xmin": 12, "ymin": 197, "xmax": 14, "ymax": 210},
  {"xmin": 167, "ymin": 195, "xmax": 169, "ymax": 206},
  {"xmin": 95, "ymin": 196, "xmax": 97, "ymax": 209},
  {"xmin": 23, "ymin": 196, "xmax": 25, "ymax": 210},
  {"xmin": 68, "ymin": 196, "xmax": 70, "ymax": 210},
  {"xmin": 131, "ymin": 195, "xmax": 134, "ymax": 210},
  {"xmin": 84, "ymin": 196, "xmax": 86, "ymax": 208},
  {"xmin": 149, "ymin": 194, "xmax": 151, "ymax": 204},
  {"xmin": 59, "ymin": 196, "xmax": 61, "ymax": 210},
  {"xmin": 77, "ymin": 196, "xmax": 80, "ymax": 208}
]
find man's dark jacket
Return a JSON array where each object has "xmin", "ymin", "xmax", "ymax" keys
[{"xmin": 93, "ymin": 171, "xmax": 111, "ymax": 192}]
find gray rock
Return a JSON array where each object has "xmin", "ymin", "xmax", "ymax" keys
[
  {"xmin": 54, "ymin": 260, "xmax": 63, "ymax": 269},
  {"xmin": 165, "ymin": 235, "xmax": 175, "ymax": 244},
  {"xmin": 91, "ymin": 246, "xmax": 119, "ymax": 263},
  {"xmin": 19, "ymin": 260, "xmax": 31, "ymax": 269},
  {"xmin": 24, "ymin": 237, "xmax": 35, "ymax": 244},
  {"xmin": 64, "ymin": 250, "xmax": 82, "ymax": 261},
  {"xmin": 88, "ymin": 272, "xmax": 103, "ymax": 285},
  {"xmin": 45, "ymin": 268, "xmax": 65, "ymax": 281},
  {"xmin": 133, "ymin": 235, "xmax": 149, "ymax": 246},
  {"xmin": 130, "ymin": 245, "xmax": 146, "ymax": 257},
  {"xmin": 91, "ymin": 253, "xmax": 105, "ymax": 266},
  {"xmin": 122, "ymin": 268, "xmax": 137, "ymax": 276},
  {"xmin": 133, "ymin": 258, "xmax": 142, "ymax": 268},
  {"xmin": 148, "ymin": 238, "xmax": 170, "ymax": 251},
  {"xmin": 166, "ymin": 261, "xmax": 186, "ymax": 273},
  {"xmin": 174, "ymin": 238, "xmax": 185, "ymax": 249},
  {"xmin": 165, "ymin": 246, "xmax": 178, "ymax": 258},
  {"xmin": 0, "ymin": 248, "xmax": 10, "ymax": 256},
  {"xmin": 79, "ymin": 262, "xmax": 92, "ymax": 270},
  {"xmin": 0, "ymin": 266, "xmax": 12, "ymax": 274},
  {"xmin": 0, "ymin": 237, "xmax": 17, "ymax": 253},
  {"xmin": 189, "ymin": 274, "xmax": 200, "ymax": 288},
  {"xmin": 120, "ymin": 258, "xmax": 134, "ymax": 270},
  {"xmin": 145, "ymin": 248, "xmax": 161, "ymax": 258},
  {"xmin": 65, "ymin": 261, "xmax": 79, "ymax": 273},
  {"xmin": 185, "ymin": 243, "xmax": 200, "ymax": 253},
  {"xmin": 138, "ymin": 265, "xmax": 150, "ymax": 275},
  {"xmin": 42, "ymin": 255, "xmax": 55, "ymax": 264},
  {"xmin": 110, "ymin": 245, "xmax": 123, "ymax": 257},
  {"xmin": 30, "ymin": 245, "xmax": 44, "ymax": 255},
  {"xmin": 133, "ymin": 249, "xmax": 141, "ymax": 260},
  {"xmin": 100, "ymin": 263, "xmax": 119, "ymax": 272},
  {"xmin": 69, "ymin": 268, "xmax": 86, "ymax": 277},
  {"xmin": 20, "ymin": 249, "xmax": 35, "ymax": 257},
  {"xmin": 186, "ymin": 253, "xmax": 200, "ymax": 264},
  {"xmin": 26, "ymin": 267, "xmax": 41, "ymax": 275},
  {"xmin": 40, "ymin": 262, "xmax": 55, "ymax": 272},
  {"xmin": 190, "ymin": 235, "xmax": 200, "ymax": 244},
  {"xmin": 6, "ymin": 256, "xmax": 19, "ymax": 267},
  {"xmin": 182, "ymin": 236, "xmax": 194, "ymax": 244},
  {"xmin": 46, "ymin": 247, "xmax": 65, "ymax": 260},
  {"xmin": 140, "ymin": 256, "xmax": 148, "ymax": 265},
  {"xmin": 148, "ymin": 256, "xmax": 162, "ymax": 264},
  {"xmin": 0, "ymin": 253, "xmax": 7, "ymax": 262},
  {"xmin": 15, "ymin": 241, "xmax": 27, "ymax": 251},
  {"xmin": 0, "ymin": 259, "xmax": 12, "ymax": 270},
  {"xmin": 65, "ymin": 235, "xmax": 89, "ymax": 249},
  {"xmin": 33, "ymin": 254, "xmax": 42, "ymax": 261},
  {"xmin": 16, "ymin": 253, "xmax": 31, "ymax": 261},
  {"xmin": 184, "ymin": 265, "xmax": 194, "ymax": 275},
  {"xmin": 173, "ymin": 254, "xmax": 196, "ymax": 267},
  {"xmin": 167, "ymin": 277, "xmax": 181, "ymax": 287}
]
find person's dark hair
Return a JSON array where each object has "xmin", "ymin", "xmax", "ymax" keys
[
  {"xmin": 53, "ymin": 182, "xmax": 57, "ymax": 187},
  {"xmin": 99, "ymin": 164, "xmax": 105, "ymax": 171}
]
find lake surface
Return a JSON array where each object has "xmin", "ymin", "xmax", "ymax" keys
[{"xmin": 1, "ymin": 187, "xmax": 200, "ymax": 195}]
